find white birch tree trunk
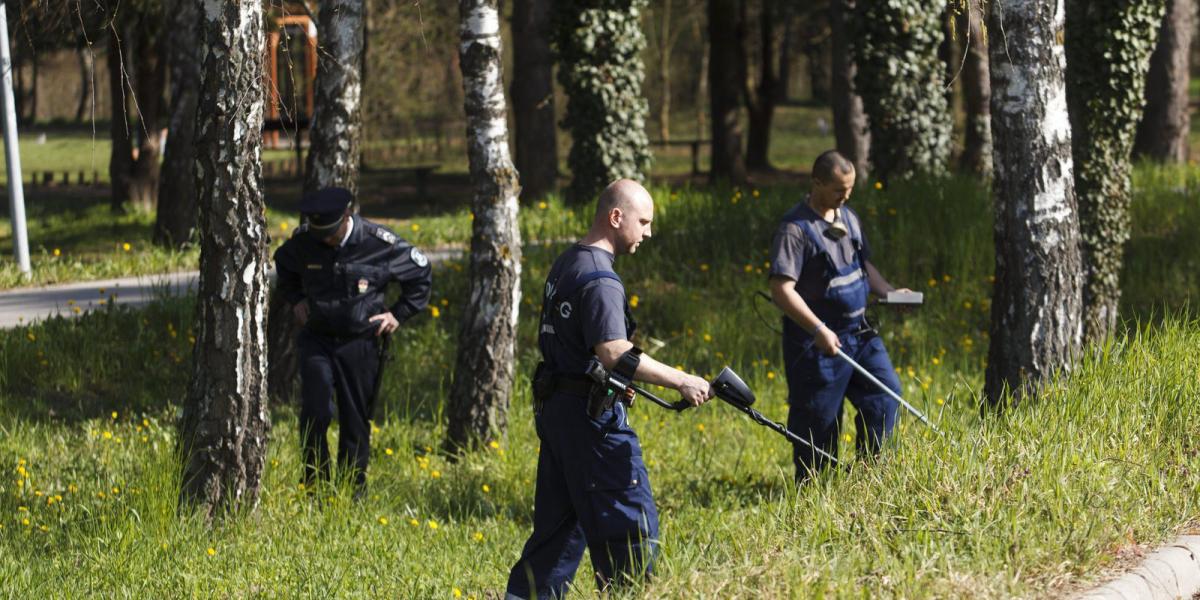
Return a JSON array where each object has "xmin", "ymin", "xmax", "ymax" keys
[
  {"xmin": 303, "ymin": 0, "xmax": 365, "ymax": 195},
  {"xmin": 446, "ymin": 0, "xmax": 523, "ymax": 450},
  {"xmin": 984, "ymin": 0, "xmax": 1083, "ymax": 406},
  {"xmin": 179, "ymin": 0, "xmax": 271, "ymax": 520}
]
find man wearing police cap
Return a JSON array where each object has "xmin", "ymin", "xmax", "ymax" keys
[{"xmin": 273, "ymin": 187, "xmax": 433, "ymax": 492}]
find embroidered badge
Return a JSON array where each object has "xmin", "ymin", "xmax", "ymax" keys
[
  {"xmin": 410, "ymin": 247, "xmax": 429, "ymax": 267},
  {"xmin": 373, "ymin": 228, "xmax": 397, "ymax": 244},
  {"xmin": 357, "ymin": 278, "xmax": 369, "ymax": 294},
  {"xmin": 306, "ymin": 264, "xmax": 322, "ymax": 270}
]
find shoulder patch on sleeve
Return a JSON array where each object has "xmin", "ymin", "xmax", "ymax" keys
[
  {"xmin": 373, "ymin": 228, "xmax": 397, "ymax": 245},
  {"xmin": 410, "ymin": 247, "xmax": 428, "ymax": 268}
]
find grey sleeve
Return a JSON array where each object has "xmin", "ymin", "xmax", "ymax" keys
[
  {"xmin": 579, "ymin": 281, "xmax": 628, "ymax": 349},
  {"xmin": 769, "ymin": 222, "xmax": 807, "ymax": 281}
]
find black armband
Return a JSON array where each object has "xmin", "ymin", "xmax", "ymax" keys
[{"xmin": 613, "ymin": 346, "xmax": 643, "ymax": 384}]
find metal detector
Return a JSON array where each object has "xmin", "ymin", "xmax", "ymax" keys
[{"xmin": 584, "ymin": 359, "xmax": 839, "ymax": 464}]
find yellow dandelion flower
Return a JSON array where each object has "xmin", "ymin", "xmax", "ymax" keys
[
  {"xmin": 629, "ymin": 294, "xmax": 639, "ymax": 309},
  {"xmin": 53, "ymin": 248, "xmax": 61, "ymax": 257},
  {"xmin": 431, "ymin": 470, "xmax": 441, "ymax": 479},
  {"xmin": 441, "ymin": 298, "xmax": 449, "ymax": 306},
  {"xmin": 703, "ymin": 333, "xmax": 712, "ymax": 343},
  {"xmin": 963, "ymin": 301, "xmax": 973, "ymax": 309},
  {"xmin": 72, "ymin": 306, "xmax": 82, "ymax": 314},
  {"xmin": 102, "ymin": 431, "xmax": 113, "ymax": 440},
  {"xmin": 385, "ymin": 448, "xmax": 394, "ymax": 456},
  {"xmin": 488, "ymin": 440, "xmax": 500, "ymax": 450},
  {"xmin": 538, "ymin": 201, "xmax": 548, "ymax": 210},
  {"xmin": 17, "ymin": 506, "xmax": 27, "ymax": 512},
  {"xmin": 280, "ymin": 222, "xmax": 289, "ymax": 231},
  {"xmin": 428, "ymin": 520, "xmax": 438, "ymax": 530},
  {"xmin": 696, "ymin": 423, "xmax": 705, "ymax": 432},
  {"xmin": 122, "ymin": 242, "xmax": 132, "ymax": 252},
  {"xmin": 752, "ymin": 189, "xmax": 760, "ymax": 198},
  {"xmin": 453, "ymin": 588, "xmax": 462, "ymax": 598},
  {"xmin": 378, "ymin": 517, "xmax": 389, "ymax": 526},
  {"xmin": 843, "ymin": 433, "xmax": 853, "ymax": 443},
  {"xmin": 767, "ymin": 371, "xmax": 775, "ymax": 380},
  {"xmin": 112, "ymin": 487, "xmax": 120, "ymax": 495},
  {"xmin": 482, "ymin": 484, "xmax": 491, "ymax": 493},
  {"xmin": 409, "ymin": 518, "xmax": 419, "ymax": 527},
  {"xmin": 411, "ymin": 223, "xmax": 420, "ymax": 232},
  {"xmin": 207, "ymin": 547, "xmax": 216, "ymax": 556},
  {"xmin": 26, "ymin": 332, "xmax": 35, "ymax": 342},
  {"xmin": 430, "ymin": 306, "xmax": 441, "ymax": 318},
  {"xmin": 699, "ymin": 263, "xmax": 709, "ymax": 272},
  {"xmin": 936, "ymin": 397, "xmax": 945, "ymax": 405},
  {"xmin": 473, "ymin": 531, "xmax": 484, "ymax": 542},
  {"xmin": 21, "ymin": 518, "xmax": 30, "ymax": 526},
  {"xmin": 942, "ymin": 274, "xmax": 952, "ymax": 283},
  {"xmin": 111, "ymin": 411, "xmax": 118, "ymax": 420},
  {"xmin": 874, "ymin": 182, "xmax": 883, "ymax": 190}
]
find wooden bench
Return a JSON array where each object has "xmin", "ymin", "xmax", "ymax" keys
[{"xmin": 650, "ymin": 139, "xmax": 709, "ymax": 175}]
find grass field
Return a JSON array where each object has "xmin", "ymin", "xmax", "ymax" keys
[{"xmin": 1, "ymin": 169, "xmax": 1197, "ymax": 596}]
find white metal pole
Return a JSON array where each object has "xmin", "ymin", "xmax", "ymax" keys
[{"xmin": 0, "ymin": 0, "xmax": 30, "ymax": 276}]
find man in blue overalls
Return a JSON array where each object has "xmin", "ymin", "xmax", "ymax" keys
[
  {"xmin": 769, "ymin": 150, "xmax": 908, "ymax": 482},
  {"xmin": 506, "ymin": 179, "xmax": 712, "ymax": 600}
]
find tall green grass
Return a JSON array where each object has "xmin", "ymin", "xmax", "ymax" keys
[{"xmin": 0, "ymin": 171, "xmax": 1196, "ymax": 597}]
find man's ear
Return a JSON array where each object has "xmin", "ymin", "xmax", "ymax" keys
[{"xmin": 609, "ymin": 207, "xmax": 623, "ymax": 228}]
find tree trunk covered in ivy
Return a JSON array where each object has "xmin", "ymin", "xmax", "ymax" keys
[
  {"xmin": 554, "ymin": 0, "xmax": 650, "ymax": 204},
  {"xmin": 958, "ymin": 3, "xmax": 991, "ymax": 177},
  {"xmin": 155, "ymin": 0, "xmax": 201, "ymax": 248},
  {"xmin": 1134, "ymin": 0, "xmax": 1194, "ymax": 162},
  {"xmin": 830, "ymin": 0, "xmax": 869, "ymax": 181},
  {"xmin": 179, "ymin": 0, "xmax": 270, "ymax": 520},
  {"xmin": 984, "ymin": 0, "xmax": 1083, "ymax": 407},
  {"xmin": 708, "ymin": 0, "xmax": 746, "ymax": 182},
  {"xmin": 854, "ymin": 0, "xmax": 951, "ymax": 183},
  {"xmin": 1065, "ymin": 0, "xmax": 1164, "ymax": 344},
  {"xmin": 447, "ymin": 0, "xmax": 523, "ymax": 450},
  {"xmin": 304, "ymin": 0, "xmax": 365, "ymax": 196},
  {"xmin": 511, "ymin": 0, "xmax": 558, "ymax": 201},
  {"xmin": 743, "ymin": 0, "xmax": 779, "ymax": 171}
]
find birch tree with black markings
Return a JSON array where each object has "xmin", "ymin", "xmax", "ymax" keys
[
  {"xmin": 984, "ymin": 0, "xmax": 1083, "ymax": 407},
  {"xmin": 446, "ymin": 0, "xmax": 523, "ymax": 450},
  {"xmin": 178, "ymin": 0, "xmax": 271, "ymax": 519}
]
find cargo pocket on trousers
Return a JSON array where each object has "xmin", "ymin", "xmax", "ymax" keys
[{"xmin": 585, "ymin": 454, "xmax": 653, "ymax": 544}]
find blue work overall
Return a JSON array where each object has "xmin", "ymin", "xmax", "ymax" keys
[
  {"xmin": 782, "ymin": 210, "xmax": 900, "ymax": 479},
  {"xmin": 506, "ymin": 267, "xmax": 659, "ymax": 600}
]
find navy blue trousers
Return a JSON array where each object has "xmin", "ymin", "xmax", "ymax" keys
[
  {"xmin": 297, "ymin": 330, "xmax": 380, "ymax": 489},
  {"xmin": 506, "ymin": 392, "xmax": 659, "ymax": 599},
  {"xmin": 784, "ymin": 332, "xmax": 900, "ymax": 479}
]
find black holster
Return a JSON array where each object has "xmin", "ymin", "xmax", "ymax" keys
[{"xmin": 532, "ymin": 362, "xmax": 554, "ymax": 414}]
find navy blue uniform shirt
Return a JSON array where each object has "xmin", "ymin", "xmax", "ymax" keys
[
  {"xmin": 274, "ymin": 215, "xmax": 433, "ymax": 338},
  {"xmin": 538, "ymin": 244, "xmax": 629, "ymax": 375}
]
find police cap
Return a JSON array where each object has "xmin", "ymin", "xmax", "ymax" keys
[{"xmin": 299, "ymin": 187, "xmax": 353, "ymax": 232}]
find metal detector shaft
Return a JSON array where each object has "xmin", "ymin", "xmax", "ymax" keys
[
  {"xmin": 720, "ymin": 399, "xmax": 839, "ymax": 464},
  {"xmin": 834, "ymin": 349, "xmax": 942, "ymax": 434}
]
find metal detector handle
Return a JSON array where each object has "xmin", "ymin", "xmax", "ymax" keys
[{"xmin": 585, "ymin": 359, "xmax": 691, "ymax": 412}]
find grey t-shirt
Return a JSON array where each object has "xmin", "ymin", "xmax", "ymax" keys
[
  {"xmin": 769, "ymin": 202, "xmax": 871, "ymax": 305},
  {"xmin": 538, "ymin": 244, "xmax": 629, "ymax": 374}
]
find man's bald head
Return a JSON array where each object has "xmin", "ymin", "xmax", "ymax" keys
[
  {"xmin": 595, "ymin": 179, "xmax": 652, "ymax": 223},
  {"xmin": 587, "ymin": 179, "xmax": 655, "ymax": 255}
]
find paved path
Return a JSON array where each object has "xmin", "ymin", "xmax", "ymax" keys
[
  {"xmin": 0, "ymin": 249, "xmax": 463, "ymax": 329},
  {"xmin": 1077, "ymin": 535, "xmax": 1200, "ymax": 600}
]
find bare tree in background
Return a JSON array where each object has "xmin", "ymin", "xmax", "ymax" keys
[
  {"xmin": 155, "ymin": 0, "xmax": 201, "ymax": 248},
  {"xmin": 830, "ymin": 0, "xmax": 869, "ymax": 180},
  {"xmin": 708, "ymin": 0, "xmax": 746, "ymax": 182},
  {"xmin": 984, "ymin": 0, "xmax": 1083, "ymax": 407},
  {"xmin": 742, "ymin": 0, "xmax": 783, "ymax": 171},
  {"xmin": 446, "ymin": 0, "xmax": 523, "ymax": 450},
  {"xmin": 958, "ymin": 1, "xmax": 991, "ymax": 176},
  {"xmin": 1134, "ymin": 0, "xmax": 1195, "ymax": 162},
  {"xmin": 511, "ymin": 0, "xmax": 558, "ymax": 200},
  {"xmin": 178, "ymin": 0, "xmax": 271, "ymax": 519}
]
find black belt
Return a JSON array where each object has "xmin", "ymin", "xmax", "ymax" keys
[{"xmin": 550, "ymin": 374, "xmax": 594, "ymax": 398}]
